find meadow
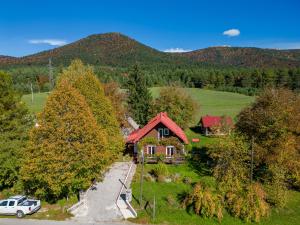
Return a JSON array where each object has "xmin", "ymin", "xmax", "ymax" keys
[{"xmin": 23, "ymin": 87, "xmax": 255, "ymax": 119}]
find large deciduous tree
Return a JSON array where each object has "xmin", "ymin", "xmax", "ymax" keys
[
  {"xmin": 127, "ymin": 65, "xmax": 152, "ymax": 125},
  {"xmin": 20, "ymin": 80, "xmax": 109, "ymax": 200},
  {"xmin": 59, "ymin": 60, "xmax": 124, "ymax": 159},
  {"xmin": 152, "ymin": 86, "xmax": 197, "ymax": 129},
  {"xmin": 236, "ymin": 88, "xmax": 300, "ymax": 206},
  {"xmin": 0, "ymin": 71, "xmax": 32, "ymax": 189},
  {"xmin": 236, "ymin": 88, "xmax": 300, "ymax": 187},
  {"xmin": 103, "ymin": 81, "xmax": 128, "ymax": 126}
]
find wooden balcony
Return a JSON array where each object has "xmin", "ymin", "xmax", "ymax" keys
[{"xmin": 142, "ymin": 155, "xmax": 185, "ymax": 164}]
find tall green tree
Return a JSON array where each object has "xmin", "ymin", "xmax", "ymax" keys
[
  {"xmin": 127, "ymin": 65, "xmax": 152, "ymax": 125},
  {"xmin": 59, "ymin": 60, "xmax": 124, "ymax": 159},
  {"xmin": 152, "ymin": 86, "xmax": 197, "ymax": 129},
  {"xmin": 21, "ymin": 79, "xmax": 110, "ymax": 200},
  {"xmin": 0, "ymin": 71, "xmax": 32, "ymax": 189}
]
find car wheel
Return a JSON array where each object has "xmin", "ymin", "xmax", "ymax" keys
[{"xmin": 16, "ymin": 210, "xmax": 25, "ymax": 218}]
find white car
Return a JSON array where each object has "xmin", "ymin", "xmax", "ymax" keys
[{"xmin": 0, "ymin": 195, "xmax": 41, "ymax": 218}]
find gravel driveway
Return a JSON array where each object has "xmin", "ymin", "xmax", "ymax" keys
[{"xmin": 72, "ymin": 162, "xmax": 134, "ymax": 223}]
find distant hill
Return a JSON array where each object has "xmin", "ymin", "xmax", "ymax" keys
[
  {"xmin": 1, "ymin": 32, "xmax": 300, "ymax": 68},
  {"xmin": 181, "ymin": 47, "xmax": 300, "ymax": 68},
  {"xmin": 0, "ymin": 33, "xmax": 189, "ymax": 68}
]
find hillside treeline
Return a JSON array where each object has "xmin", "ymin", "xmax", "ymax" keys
[{"xmin": 3, "ymin": 65, "xmax": 300, "ymax": 95}]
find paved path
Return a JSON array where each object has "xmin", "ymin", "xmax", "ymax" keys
[
  {"xmin": 0, "ymin": 218, "xmax": 132, "ymax": 225},
  {"xmin": 72, "ymin": 162, "xmax": 134, "ymax": 223}
]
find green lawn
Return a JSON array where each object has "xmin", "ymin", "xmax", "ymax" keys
[
  {"xmin": 151, "ymin": 87, "xmax": 254, "ymax": 122},
  {"xmin": 22, "ymin": 88, "xmax": 254, "ymax": 120},
  {"xmin": 21, "ymin": 92, "xmax": 49, "ymax": 113},
  {"xmin": 130, "ymin": 164, "xmax": 300, "ymax": 225}
]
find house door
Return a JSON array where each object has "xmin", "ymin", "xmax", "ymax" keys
[{"xmin": 166, "ymin": 146, "xmax": 175, "ymax": 158}]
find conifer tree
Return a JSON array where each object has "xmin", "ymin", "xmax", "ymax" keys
[
  {"xmin": 59, "ymin": 60, "xmax": 124, "ymax": 158},
  {"xmin": 20, "ymin": 80, "xmax": 109, "ymax": 200},
  {"xmin": 127, "ymin": 65, "xmax": 152, "ymax": 125},
  {"xmin": 0, "ymin": 71, "xmax": 32, "ymax": 189}
]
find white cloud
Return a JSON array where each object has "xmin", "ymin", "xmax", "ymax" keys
[
  {"xmin": 164, "ymin": 48, "xmax": 192, "ymax": 53},
  {"xmin": 223, "ymin": 29, "xmax": 240, "ymax": 37},
  {"xmin": 28, "ymin": 39, "xmax": 67, "ymax": 46}
]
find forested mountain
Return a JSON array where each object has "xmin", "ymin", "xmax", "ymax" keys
[
  {"xmin": 1, "ymin": 32, "xmax": 300, "ymax": 95},
  {"xmin": 0, "ymin": 33, "xmax": 190, "ymax": 68},
  {"xmin": 181, "ymin": 47, "xmax": 300, "ymax": 68},
  {"xmin": 1, "ymin": 32, "xmax": 300, "ymax": 68}
]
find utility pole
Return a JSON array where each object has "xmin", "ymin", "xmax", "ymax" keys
[
  {"xmin": 30, "ymin": 82, "xmax": 34, "ymax": 103},
  {"xmin": 48, "ymin": 58, "xmax": 54, "ymax": 90},
  {"xmin": 250, "ymin": 136, "xmax": 254, "ymax": 183},
  {"xmin": 139, "ymin": 150, "xmax": 144, "ymax": 209},
  {"xmin": 152, "ymin": 194, "xmax": 156, "ymax": 220}
]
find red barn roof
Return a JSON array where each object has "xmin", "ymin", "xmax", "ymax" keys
[
  {"xmin": 200, "ymin": 115, "xmax": 233, "ymax": 128},
  {"xmin": 127, "ymin": 112, "xmax": 188, "ymax": 144}
]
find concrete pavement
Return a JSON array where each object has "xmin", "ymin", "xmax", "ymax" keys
[{"xmin": 0, "ymin": 218, "xmax": 132, "ymax": 225}]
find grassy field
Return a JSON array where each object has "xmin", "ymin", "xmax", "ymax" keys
[
  {"xmin": 151, "ymin": 87, "xmax": 254, "ymax": 122},
  {"xmin": 130, "ymin": 164, "xmax": 300, "ymax": 225},
  {"xmin": 22, "ymin": 88, "xmax": 255, "ymax": 119},
  {"xmin": 21, "ymin": 92, "xmax": 49, "ymax": 113}
]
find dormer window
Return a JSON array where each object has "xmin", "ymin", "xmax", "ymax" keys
[{"xmin": 164, "ymin": 128, "xmax": 169, "ymax": 136}]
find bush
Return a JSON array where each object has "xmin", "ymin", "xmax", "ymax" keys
[
  {"xmin": 264, "ymin": 183, "xmax": 287, "ymax": 208},
  {"xmin": 183, "ymin": 176, "xmax": 192, "ymax": 184},
  {"xmin": 182, "ymin": 183, "xmax": 223, "ymax": 222},
  {"xmin": 151, "ymin": 163, "xmax": 169, "ymax": 178},
  {"xmin": 171, "ymin": 173, "xmax": 181, "ymax": 183},
  {"xmin": 225, "ymin": 183, "xmax": 270, "ymax": 222},
  {"xmin": 157, "ymin": 175, "xmax": 166, "ymax": 183},
  {"xmin": 166, "ymin": 194, "xmax": 177, "ymax": 207}
]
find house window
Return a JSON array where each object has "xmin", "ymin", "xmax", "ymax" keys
[
  {"xmin": 147, "ymin": 145, "xmax": 156, "ymax": 155},
  {"xmin": 164, "ymin": 128, "xmax": 169, "ymax": 136},
  {"xmin": 166, "ymin": 146, "xmax": 175, "ymax": 158},
  {"xmin": 158, "ymin": 128, "xmax": 164, "ymax": 139}
]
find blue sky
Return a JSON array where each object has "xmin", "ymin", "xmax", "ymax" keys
[{"xmin": 1, "ymin": 0, "xmax": 300, "ymax": 56}]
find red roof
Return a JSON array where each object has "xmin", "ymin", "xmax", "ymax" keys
[
  {"xmin": 200, "ymin": 115, "xmax": 233, "ymax": 128},
  {"xmin": 127, "ymin": 112, "xmax": 188, "ymax": 144}
]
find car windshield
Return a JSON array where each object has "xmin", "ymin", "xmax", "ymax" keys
[{"xmin": 21, "ymin": 200, "xmax": 36, "ymax": 206}]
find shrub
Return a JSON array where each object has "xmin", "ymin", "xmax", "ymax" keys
[
  {"xmin": 166, "ymin": 194, "xmax": 177, "ymax": 207},
  {"xmin": 225, "ymin": 183, "xmax": 270, "ymax": 222},
  {"xmin": 264, "ymin": 182, "xmax": 287, "ymax": 208},
  {"xmin": 171, "ymin": 173, "xmax": 181, "ymax": 183},
  {"xmin": 152, "ymin": 163, "xmax": 169, "ymax": 178},
  {"xmin": 183, "ymin": 176, "xmax": 192, "ymax": 184},
  {"xmin": 157, "ymin": 175, "xmax": 166, "ymax": 183},
  {"xmin": 182, "ymin": 183, "xmax": 223, "ymax": 222}
]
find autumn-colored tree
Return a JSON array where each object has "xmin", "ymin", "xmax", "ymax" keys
[
  {"xmin": 103, "ymin": 81, "xmax": 128, "ymax": 126},
  {"xmin": 208, "ymin": 134, "xmax": 251, "ymax": 192},
  {"xmin": 236, "ymin": 88, "xmax": 300, "ymax": 190},
  {"xmin": 20, "ymin": 80, "xmax": 109, "ymax": 200},
  {"xmin": 0, "ymin": 71, "xmax": 33, "ymax": 189},
  {"xmin": 59, "ymin": 60, "xmax": 124, "ymax": 159},
  {"xmin": 152, "ymin": 86, "xmax": 197, "ymax": 129},
  {"xmin": 182, "ymin": 182, "xmax": 223, "ymax": 222}
]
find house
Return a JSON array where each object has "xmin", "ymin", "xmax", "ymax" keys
[
  {"xmin": 126, "ymin": 112, "xmax": 188, "ymax": 163},
  {"xmin": 199, "ymin": 115, "xmax": 233, "ymax": 136}
]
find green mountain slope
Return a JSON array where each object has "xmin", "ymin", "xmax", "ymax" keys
[{"xmin": 1, "ymin": 32, "xmax": 300, "ymax": 68}]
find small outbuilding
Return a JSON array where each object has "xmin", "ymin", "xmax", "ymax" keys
[{"xmin": 199, "ymin": 115, "xmax": 233, "ymax": 136}]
